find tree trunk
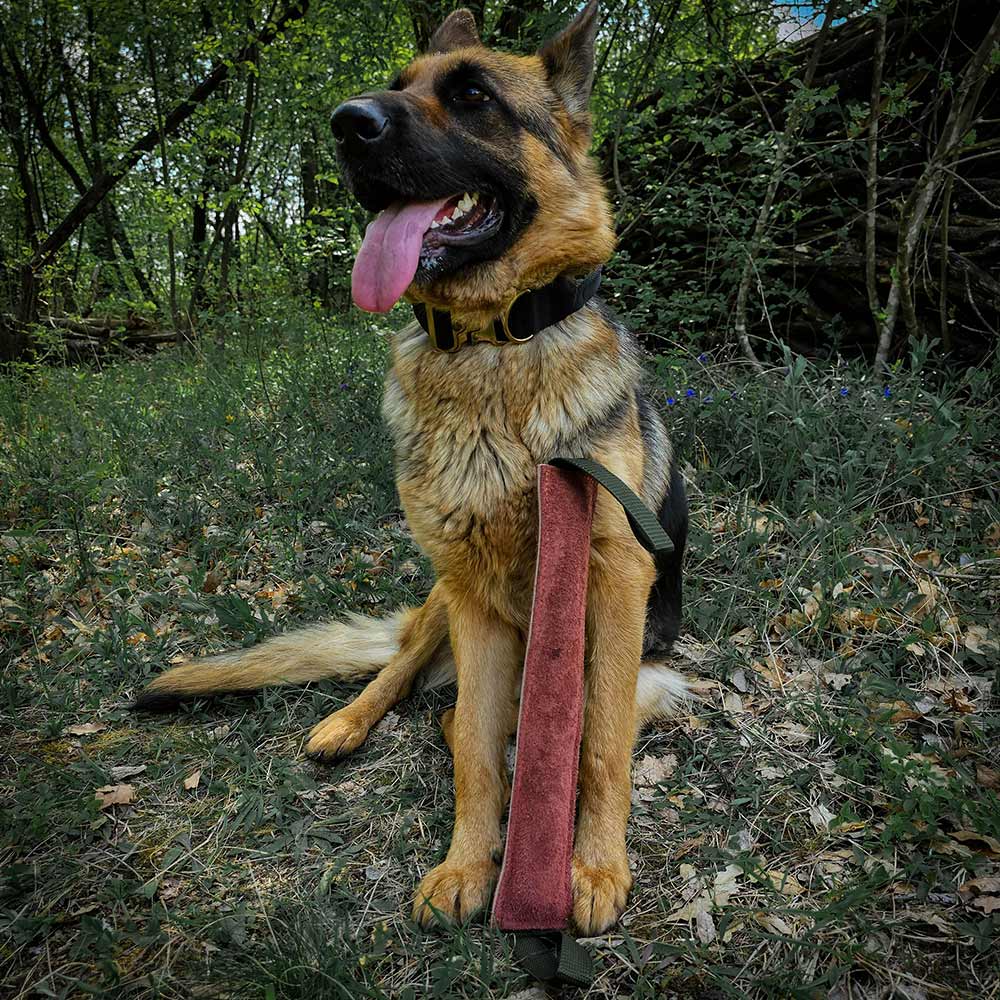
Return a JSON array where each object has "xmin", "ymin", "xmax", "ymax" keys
[{"xmin": 300, "ymin": 130, "xmax": 330, "ymax": 305}]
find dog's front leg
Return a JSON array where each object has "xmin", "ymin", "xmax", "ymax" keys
[
  {"xmin": 412, "ymin": 593, "xmax": 521, "ymax": 927},
  {"xmin": 306, "ymin": 581, "xmax": 449, "ymax": 759},
  {"xmin": 572, "ymin": 537, "xmax": 654, "ymax": 935}
]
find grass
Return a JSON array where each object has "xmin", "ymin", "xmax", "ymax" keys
[{"xmin": 2, "ymin": 315, "xmax": 999, "ymax": 999}]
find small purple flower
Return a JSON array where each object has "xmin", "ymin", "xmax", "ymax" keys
[
  {"xmin": 883, "ymin": 386, "xmax": 891, "ymax": 398},
  {"xmin": 839, "ymin": 387, "xmax": 849, "ymax": 397},
  {"xmin": 339, "ymin": 382, "xmax": 349, "ymax": 390},
  {"xmin": 698, "ymin": 353, "xmax": 708, "ymax": 363},
  {"xmin": 703, "ymin": 396, "xmax": 714, "ymax": 404},
  {"xmin": 666, "ymin": 397, "xmax": 676, "ymax": 406},
  {"xmin": 685, "ymin": 388, "xmax": 696, "ymax": 398}
]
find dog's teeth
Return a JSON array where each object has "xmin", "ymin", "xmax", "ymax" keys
[
  {"xmin": 458, "ymin": 194, "xmax": 473, "ymax": 211},
  {"xmin": 430, "ymin": 220, "xmax": 440, "ymax": 229},
  {"xmin": 470, "ymin": 192, "xmax": 479, "ymax": 204}
]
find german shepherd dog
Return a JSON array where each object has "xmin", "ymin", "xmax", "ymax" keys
[{"xmin": 137, "ymin": 1, "xmax": 689, "ymax": 935}]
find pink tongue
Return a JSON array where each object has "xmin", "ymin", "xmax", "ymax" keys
[{"xmin": 352, "ymin": 197, "xmax": 452, "ymax": 313}]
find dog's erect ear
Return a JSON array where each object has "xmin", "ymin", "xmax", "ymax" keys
[
  {"xmin": 428, "ymin": 8, "xmax": 482, "ymax": 53},
  {"xmin": 538, "ymin": 0, "xmax": 600, "ymax": 124}
]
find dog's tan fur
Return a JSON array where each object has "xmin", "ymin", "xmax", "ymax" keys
[{"xmin": 137, "ymin": 3, "xmax": 687, "ymax": 935}]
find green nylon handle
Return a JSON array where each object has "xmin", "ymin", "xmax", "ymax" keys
[{"xmin": 549, "ymin": 456, "xmax": 674, "ymax": 560}]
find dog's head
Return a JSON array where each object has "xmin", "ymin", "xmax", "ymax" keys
[{"xmin": 333, "ymin": 2, "xmax": 615, "ymax": 323}]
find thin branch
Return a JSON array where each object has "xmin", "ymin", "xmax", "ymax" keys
[
  {"xmin": 864, "ymin": 9, "xmax": 887, "ymax": 325},
  {"xmin": 732, "ymin": 0, "xmax": 840, "ymax": 370}
]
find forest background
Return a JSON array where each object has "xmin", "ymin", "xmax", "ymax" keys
[{"xmin": 2, "ymin": 2, "xmax": 999, "ymax": 998}]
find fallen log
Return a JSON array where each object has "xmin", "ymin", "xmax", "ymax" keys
[{"xmin": 4, "ymin": 314, "xmax": 181, "ymax": 354}]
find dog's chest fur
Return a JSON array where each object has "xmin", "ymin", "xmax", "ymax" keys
[{"xmin": 382, "ymin": 307, "xmax": 642, "ymax": 624}]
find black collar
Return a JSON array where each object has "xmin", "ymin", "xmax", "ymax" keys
[{"xmin": 411, "ymin": 268, "xmax": 603, "ymax": 353}]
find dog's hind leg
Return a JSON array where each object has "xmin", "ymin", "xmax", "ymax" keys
[{"xmin": 306, "ymin": 581, "xmax": 450, "ymax": 760}]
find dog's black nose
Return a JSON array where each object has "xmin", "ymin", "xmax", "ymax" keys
[{"xmin": 331, "ymin": 100, "xmax": 390, "ymax": 146}]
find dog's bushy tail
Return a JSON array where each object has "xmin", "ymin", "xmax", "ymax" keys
[
  {"xmin": 635, "ymin": 660, "xmax": 690, "ymax": 727},
  {"xmin": 134, "ymin": 610, "xmax": 412, "ymax": 711}
]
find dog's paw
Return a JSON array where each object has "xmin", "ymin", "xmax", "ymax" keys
[
  {"xmin": 411, "ymin": 860, "xmax": 498, "ymax": 928},
  {"xmin": 306, "ymin": 710, "xmax": 370, "ymax": 761},
  {"xmin": 571, "ymin": 855, "xmax": 632, "ymax": 935}
]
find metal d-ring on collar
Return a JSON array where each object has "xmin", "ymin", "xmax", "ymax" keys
[{"xmin": 410, "ymin": 267, "xmax": 603, "ymax": 353}]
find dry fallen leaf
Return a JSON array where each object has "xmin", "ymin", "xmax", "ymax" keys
[
  {"xmin": 330, "ymin": 779, "xmax": 364, "ymax": 797},
  {"xmin": 695, "ymin": 908, "xmax": 717, "ymax": 944},
  {"xmin": 110, "ymin": 765, "xmax": 146, "ymax": 781},
  {"xmin": 183, "ymin": 769, "xmax": 202, "ymax": 790},
  {"xmin": 971, "ymin": 897, "xmax": 1000, "ymax": 914},
  {"xmin": 903, "ymin": 908, "xmax": 954, "ymax": 934},
  {"xmin": 665, "ymin": 864, "xmax": 741, "ymax": 923},
  {"xmin": 959, "ymin": 875, "xmax": 1000, "ymax": 896},
  {"xmin": 906, "ymin": 579, "xmax": 939, "ymax": 618},
  {"xmin": 950, "ymin": 830, "xmax": 1000, "ymax": 857},
  {"xmin": 634, "ymin": 753, "xmax": 678, "ymax": 787},
  {"xmin": 754, "ymin": 911, "xmax": 796, "ymax": 936},
  {"xmin": 765, "ymin": 869, "xmax": 806, "ymax": 896},
  {"xmin": 878, "ymin": 700, "xmax": 923, "ymax": 723},
  {"xmin": 959, "ymin": 876, "xmax": 1000, "ymax": 914},
  {"xmin": 63, "ymin": 722, "xmax": 108, "ymax": 736},
  {"xmin": 965, "ymin": 625, "xmax": 999, "ymax": 656},
  {"xmin": 95, "ymin": 784, "xmax": 135, "ymax": 809},
  {"xmin": 773, "ymin": 720, "xmax": 813, "ymax": 744},
  {"xmin": 753, "ymin": 654, "xmax": 787, "ymax": 689},
  {"xmin": 722, "ymin": 691, "xmax": 744, "ymax": 715},
  {"xmin": 976, "ymin": 765, "xmax": 1000, "ymax": 790},
  {"xmin": 810, "ymin": 803, "xmax": 836, "ymax": 832},
  {"xmin": 824, "ymin": 672, "xmax": 852, "ymax": 691},
  {"xmin": 757, "ymin": 765, "xmax": 787, "ymax": 781},
  {"xmin": 374, "ymin": 711, "xmax": 401, "ymax": 734}
]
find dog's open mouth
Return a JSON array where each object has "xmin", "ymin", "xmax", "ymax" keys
[
  {"xmin": 425, "ymin": 192, "xmax": 501, "ymax": 245},
  {"xmin": 352, "ymin": 191, "xmax": 503, "ymax": 313}
]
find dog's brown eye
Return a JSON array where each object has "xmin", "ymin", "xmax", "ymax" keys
[{"xmin": 455, "ymin": 84, "xmax": 489, "ymax": 104}]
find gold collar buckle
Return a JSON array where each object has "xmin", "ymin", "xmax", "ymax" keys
[
  {"xmin": 425, "ymin": 306, "xmax": 468, "ymax": 353},
  {"xmin": 498, "ymin": 288, "xmax": 534, "ymax": 343},
  {"xmin": 421, "ymin": 287, "xmax": 535, "ymax": 351},
  {"xmin": 471, "ymin": 289, "xmax": 533, "ymax": 347}
]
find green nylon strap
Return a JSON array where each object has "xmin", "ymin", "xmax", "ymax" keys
[
  {"xmin": 550, "ymin": 456, "xmax": 674, "ymax": 561},
  {"xmin": 513, "ymin": 932, "xmax": 595, "ymax": 988}
]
